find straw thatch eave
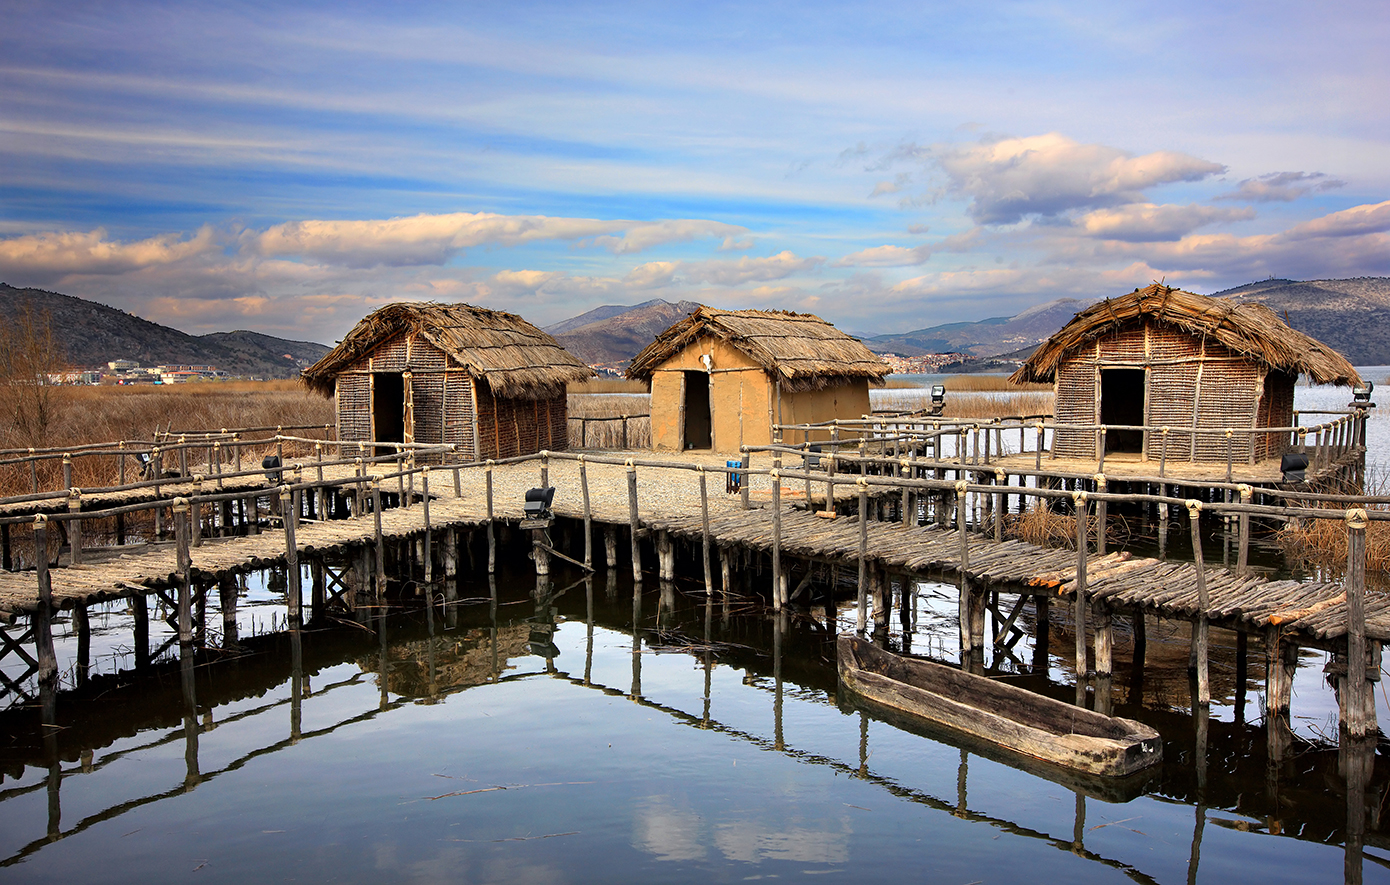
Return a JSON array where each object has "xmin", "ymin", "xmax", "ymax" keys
[
  {"xmin": 627, "ymin": 306, "xmax": 889, "ymax": 393},
  {"xmin": 301, "ymin": 302, "xmax": 593, "ymax": 400},
  {"xmin": 1009, "ymin": 284, "xmax": 1361, "ymax": 387}
]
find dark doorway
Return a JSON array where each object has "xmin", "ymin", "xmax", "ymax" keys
[
  {"xmin": 373, "ymin": 372, "xmax": 405, "ymax": 454},
  {"xmin": 683, "ymin": 371, "xmax": 712, "ymax": 449},
  {"xmin": 1100, "ymin": 368, "xmax": 1145, "ymax": 453}
]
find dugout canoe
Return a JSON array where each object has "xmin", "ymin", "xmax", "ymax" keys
[{"xmin": 837, "ymin": 634, "xmax": 1162, "ymax": 777}]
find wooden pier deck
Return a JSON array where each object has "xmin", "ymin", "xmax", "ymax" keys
[{"xmin": 0, "ymin": 452, "xmax": 1382, "ymax": 650}]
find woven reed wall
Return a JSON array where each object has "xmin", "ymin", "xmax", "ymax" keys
[
  {"xmin": 474, "ymin": 383, "xmax": 568, "ymax": 460},
  {"xmin": 1049, "ymin": 321, "xmax": 1276, "ymax": 463}
]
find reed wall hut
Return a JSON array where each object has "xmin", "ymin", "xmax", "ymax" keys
[
  {"xmin": 1010, "ymin": 283, "xmax": 1360, "ymax": 463},
  {"xmin": 302, "ymin": 302, "xmax": 592, "ymax": 460},
  {"xmin": 627, "ymin": 307, "xmax": 889, "ymax": 451}
]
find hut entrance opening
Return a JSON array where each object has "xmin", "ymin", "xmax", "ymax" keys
[
  {"xmin": 682, "ymin": 371, "xmax": 712, "ymax": 450},
  {"xmin": 373, "ymin": 372, "xmax": 406, "ymax": 455},
  {"xmin": 1100, "ymin": 368, "xmax": 1145, "ymax": 454}
]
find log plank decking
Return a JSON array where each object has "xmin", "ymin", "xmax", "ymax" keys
[{"xmin": 0, "ymin": 453, "xmax": 1381, "ymax": 650}]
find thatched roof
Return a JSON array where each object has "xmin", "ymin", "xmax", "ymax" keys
[
  {"xmin": 1010, "ymin": 284, "xmax": 1361, "ymax": 387},
  {"xmin": 626, "ymin": 306, "xmax": 889, "ymax": 392},
  {"xmin": 302, "ymin": 302, "xmax": 592, "ymax": 399}
]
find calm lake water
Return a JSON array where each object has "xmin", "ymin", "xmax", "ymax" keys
[{"xmin": 4, "ymin": 374, "xmax": 1390, "ymax": 883}]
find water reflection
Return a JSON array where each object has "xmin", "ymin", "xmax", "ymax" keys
[{"xmin": 0, "ymin": 566, "xmax": 1384, "ymax": 883}]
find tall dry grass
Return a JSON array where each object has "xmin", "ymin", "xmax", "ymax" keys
[
  {"xmin": 0, "ymin": 382, "xmax": 335, "ymax": 496},
  {"xmin": 570, "ymin": 378, "xmax": 647, "ymax": 394},
  {"xmin": 1275, "ymin": 472, "xmax": 1390, "ymax": 574},
  {"xmin": 876, "ymin": 389, "xmax": 1054, "ymax": 419},
  {"xmin": 567, "ymin": 392, "xmax": 651, "ymax": 449}
]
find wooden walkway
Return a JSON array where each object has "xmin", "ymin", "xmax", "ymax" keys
[{"xmin": 0, "ymin": 456, "xmax": 1382, "ymax": 648}]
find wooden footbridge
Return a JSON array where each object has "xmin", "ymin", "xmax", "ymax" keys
[{"xmin": 0, "ymin": 426, "xmax": 1384, "ymax": 743}]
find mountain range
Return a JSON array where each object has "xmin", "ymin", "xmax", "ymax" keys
[
  {"xmin": 6, "ymin": 277, "xmax": 1390, "ymax": 380},
  {"xmin": 0, "ymin": 284, "xmax": 330, "ymax": 378}
]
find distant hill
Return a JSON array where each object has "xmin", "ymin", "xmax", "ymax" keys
[
  {"xmin": 865, "ymin": 298, "xmax": 1086, "ymax": 358},
  {"xmin": 0, "ymin": 284, "xmax": 330, "ymax": 378},
  {"xmin": 1209, "ymin": 278, "xmax": 1390, "ymax": 365},
  {"xmin": 546, "ymin": 298, "xmax": 701, "ymax": 366}
]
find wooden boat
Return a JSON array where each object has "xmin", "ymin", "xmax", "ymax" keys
[{"xmin": 837, "ymin": 635, "xmax": 1162, "ymax": 777}]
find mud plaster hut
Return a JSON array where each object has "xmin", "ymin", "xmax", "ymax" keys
[
  {"xmin": 627, "ymin": 307, "xmax": 890, "ymax": 451},
  {"xmin": 302, "ymin": 302, "xmax": 592, "ymax": 460},
  {"xmin": 1009, "ymin": 283, "xmax": 1360, "ymax": 463}
]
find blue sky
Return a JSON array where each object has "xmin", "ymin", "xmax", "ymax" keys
[{"xmin": 2, "ymin": 0, "xmax": 1387, "ymax": 343}]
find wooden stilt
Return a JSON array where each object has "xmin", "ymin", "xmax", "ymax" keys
[
  {"xmin": 1187, "ymin": 500, "xmax": 1210, "ymax": 706},
  {"xmin": 627, "ymin": 461, "xmax": 642, "ymax": 582},
  {"xmin": 1073, "ymin": 491, "xmax": 1089, "ymax": 684},
  {"xmin": 604, "ymin": 526, "xmax": 618, "ymax": 570},
  {"xmin": 580, "ymin": 455, "xmax": 593, "ymax": 570},
  {"xmin": 218, "ymin": 574, "xmax": 239, "ymax": 647},
  {"xmin": 857, "ymin": 478, "xmax": 869, "ymax": 633},
  {"xmin": 33, "ymin": 518, "xmax": 56, "ymax": 683}
]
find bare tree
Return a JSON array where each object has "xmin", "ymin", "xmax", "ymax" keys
[{"xmin": 0, "ymin": 305, "xmax": 70, "ymax": 449}]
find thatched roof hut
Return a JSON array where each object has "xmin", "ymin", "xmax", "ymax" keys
[
  {"xmin": 628, "ymin": 307, "xmax": 888, "ymax": 451},
  {"xmin": 1011, "ymin": 284, "xmax": 1360, "ymax": 387},
  {"xmin": 628, "ymin": 307, "xmax": 890, "ymax": 392},
  {"xmin": 1010, "ymin": 283, "xmax": 1360, "ymax": 464},
  {"xmin": 303, "ymin": 302, "xmax": 592, "ymax": 460}
]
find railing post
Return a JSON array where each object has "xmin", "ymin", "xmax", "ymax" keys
[
  {"xmin": 1187, "ymin": 500, "xmax": 1210, "ymax": 706},
  {"xmin": 1093, "ymin": 474, "xmax": 1106, "ymax": 556},
  {"xmin": 740, "ymin": 450, "xmax": 751, "ymax": 510},
  {"xmin": 627, "ymin": 460, "xmax": 642, "ymax": 582},
  {"xmin": 66, "ymin": 487, "xmax": 82, "ymax": 564},
  {"xmin": 33, "ymin": 515, "xmax": 56, "ymax": 683},
  {"xmin": 1345, "ymin": 509, "xmax": 1373, "ymax": 738},
  {"xmin": 281, "ymin": 486, "xmax": 301, "ymax": 622}
]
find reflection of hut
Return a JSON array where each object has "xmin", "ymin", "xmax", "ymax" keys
[
  {"xmin": 627, "ymin": 307, "xmax": 889, "ymax": 451},
  {"xmin": 302, "ymin": 303, "xmax": 592, "ymax": 460},
  {"xmin": 1010, "ymin": 284, "xmax": 1360, "ymax": 463},
  {"xmin": 364, "ymin": 625, "xmax": 532, "ymax": 698}
]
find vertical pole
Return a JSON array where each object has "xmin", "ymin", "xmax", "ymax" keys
[
  {"xmin": 219, "ymin": 573, "xmax": 239, "ymax": 648},
  {"xmin": 627, "ymin": 461, "xmax": 642, "ymax": 582},
  {"xmin": 699, "ymin": 467, "xmax": 713, "ymax": 596},
  {"xmin": 1188, "ymin": 500, "xmax": 1210, "ymax": 706},
  {"xmin": 740, "ymin": 450, "xmax": 751, "ymax": 510},
  {"xmin": 1073, "ymin": 491, "xmax": 1089, "ymax": 692},
  {"xmin": 1237, "ymin": 484, "xmax": 1252, "ymax": 575},
  {"xmin": 66, "ymin": 489, "xmax": 82, "ymax": 564},
  {"xmin": 372, "ymin": 477, "xmax": 386, "ymax": 598},
  {"xmin": 1345, "ymin": 509, "xmax": 1371, "ymax": 738},
  {"xmin": 34, "ymin": 516, "xmax": 57, "ymax": 684},
  {"xmin": 772, "ymin": 468, "xmax": 783, "ymax": 611},
  {"xmin": 857, "ymin": 478, "xmax": 869, "ymax": 633},
  {"xmin": 74, "ymin": 602, "xmax": 90, "ymax": 685},
  {"xmin": 486, "ymin": 461, "xmax": 496, "ymax": 574},
  {"xmin": 1093, "ymin": 474, "xmax": 1106, "ymax": 556},
  {"xmin": 281, "ymin": 486, "xmax": 301, "ymax": 621},
  {"xmin": 173, "ymin": 499, "xmax": 193, "ymax": 644},
  {"xmin": 957, "ymin": 480, "xmax": 972, "ymax": 660},
  {"xmin": 580, "ymin": 455, "xmax": 592, "ymax": 570},
  {"xmin": 421, "ymin": 467, "xmax": 432, "ymax": 586}
]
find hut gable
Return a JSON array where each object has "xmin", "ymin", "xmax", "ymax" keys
[
  {"xmin": 302, "ymin": 302, "xmax": 591, "ymax": 460},
  {"xmin": 303, "ymin": 302, "xmax": 592, "ymax": 400},
  {"xmin": 1012, "ymin": 284, "xmax": 1360, "ymax": 464},
  {"xmin": 627, "ymin": 307, "xmax": 889, "ymax": 393},
  {"xmin": 1011, "ymin": 284, "xmax": 1360, "ymax": 387}
]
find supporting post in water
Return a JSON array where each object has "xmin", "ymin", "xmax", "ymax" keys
[
  {"xmin": 772, "ymin": 467, "xmax": 783, "ymax": 611},
  {"xmin": 857, "ymin": 477, "xmax": 869, "ymax": 633},
  {"xmin": 486, "ymin": 461, "xmax": 496, "ymax": 574},
  {"xmin": 372, "ymin": 476, "xmax": 386, "ymax": 598},
  {"xmin": 699, "ymin": 466, "xmax": 713, "ymax": 596},
  {"xmin": 173, "ymin": 499, "xmax": 193, "ymax": 644},
  {"xmin": 33, "ymin": 515, "xmax": 56, "ymax": 684},
  {"xmin": 1187, "ymin": 499, "xmax": 1210, "ymax": 706},
  {"xmin": 281, "ymin": 486, "xmax": 301, "ymax": 622},
  {"xmin": 1073, "ymin": 490, "xmax": 1089, "ymax": 691},
  {"xmin": 627, "ymin": 460, "xmax": 642, "ymax": 582},
  {"xmin": 1345, "ymin": 508, "xmax": 1374, "ymax": 738},
  {"xmin": 580, "ymin": 455, "xmax": 593, "ymax": 570}
]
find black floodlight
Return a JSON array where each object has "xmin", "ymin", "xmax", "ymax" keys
[
  {"xmin": 929, "ymin": 385, "xmax": 946, "ymax": 416},
  {"xmin": 1352, "ymin": 380, "xmax": 1375, "ymax": 406},
  {"xmin": 262, "ymin": 454, "xmax": 283, "ymax": 483},
  {"xmin": 524, "ymin": 486, "xmax": 556, "ymax": 520},
  {"xmin": 1281, "ymin": 452, "xmax": 1309, "ymax": 483}
]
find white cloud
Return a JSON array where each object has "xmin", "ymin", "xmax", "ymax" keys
[
  {"xmin": 935, "ymin": 133, "xmax": 1225, "ymax": 224},
  {"xmin": 589, "ymin": 220, "xmax": 752, "ymax": 254},
  {"xmin": 833, "ymin": 244, "xmax": 931, "ymax": 267},
  {"xmin": 1075, "ymin": 203, "xmax": 1255, "ymax": 242},
  {"xmin": 624, "ymin": 261, "xmax": 680, "ymax": 288},
  {"xmin": 1216, "ymin": 171, "xmax": 1346, "ymax": 203},
  {"xmin": 1282, "ymin": 200, "xmax": 1390, "ymax": 239},
  {"xmin": 683, "ymin": 251, "xmax": 823, "ymax": 286},
  {"xmin": 0, "ymin": 226, "xmax": 219, "ymax": 281}
]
